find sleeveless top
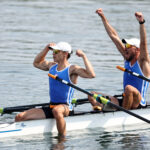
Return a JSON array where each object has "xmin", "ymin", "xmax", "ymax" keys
[
  {"xmin": 49, "ymin": 64, "xmax": 74, "ymax": 110},
  {"xmin": 123, "ymin": 60, "xmax": 149, "ymax": 106}
]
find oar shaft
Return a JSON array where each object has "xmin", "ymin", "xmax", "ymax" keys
[
  {"xmin": 3, "ymin": 107, "xmax": 34, "ymax": 114},
  {"xmin": 0, "ymin": 103, "xmax": 50, "ymax": 114},
  {"xmin": 48, "ymin": 73, "xmax": 93, "ymax": 97},
  {"xmin": 72, "ymin": 98, "xmax": 89, "ymax": 105},
  {"xmin": 109, "ymin": 101, "xmax": 150, "ymax": 123},
  {"xmin": 0, "ymin": 98, "xmax": 89, "ymax": 114},
  {"xmin": 116, "ymin": 66, "xmax": 150, "ymax": 82},
  {"xmin": 48, "ymin": 73, "xmax": 150, "ymax": 124}
]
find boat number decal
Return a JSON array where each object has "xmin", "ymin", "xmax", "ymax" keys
[{"xmin": 20, "ymin": 123, "xmax": 26, "ymax": 128}]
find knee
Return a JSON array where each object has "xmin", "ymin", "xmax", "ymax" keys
[
  {"xmin": 52, "ymin": 108, "xmax": 63, "ymax": 119},
  {"xmin": 125, "ymin": 85, "xmax": 133, "ymax": 93},
  {"xmin": 15, "ymin": 113, "xmax": 24, "ymax": 122}
]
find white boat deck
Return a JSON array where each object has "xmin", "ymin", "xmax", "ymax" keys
[{"xmin": 0, "ymin": 107, "xmax": 150, "ymax": 138}]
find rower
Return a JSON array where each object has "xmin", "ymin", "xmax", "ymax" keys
[
  {"xmin": 15, "ymin": 42, "xmax": 95, "ymax": 137},
  {"xmin": 88, "ymin": 9, "xmax": 150, "ymax": 110}
]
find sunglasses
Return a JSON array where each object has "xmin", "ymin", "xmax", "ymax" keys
[
  {"xmin": 125, "ymin": 43, "xmax": 132, "ymax": 48},
  {"xmin": 125, "ymin": 43, "xmax": 137, "ymax": 49},
  {"xmin": 48, "ymin": 47, "xmax": 61, "ymax": 54},
  {"xmin": 53, "ymin": 49, "xmax": 61, "ymax": 54}
]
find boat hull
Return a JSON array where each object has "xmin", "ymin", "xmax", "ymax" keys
[{"xmin": 0, "ymin": 108, "xmax": 150, "ymax": 138}]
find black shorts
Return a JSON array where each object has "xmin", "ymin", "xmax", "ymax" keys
[
  {"xmin": 42, "ymin": 105, "xmax": 74, "ymax": 118},
  {"xmin": 42, "ymin": 106, "xmax": 54, "ymax": 118},
  {"xmin": 113, "ymin": 94, "xmax": 124, "ymax": 106},
  {"xmin": 137, "ymin": 104, "xmax": 147, "ymax": 109},
  {"xmin": 118, "ymin": 98, "xmax": 123, "ymax": 106}
]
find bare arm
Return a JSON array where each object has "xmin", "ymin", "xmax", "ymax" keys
[
  {"xmin": 70, "ymin": 50, "xmax": 95, "ymax": 84},
  {"xmin": 33, "ymin": 43, "xmax": 56, "ymax": 71},
  {"xmin": 96, "ymin": 8, "xmax": 125, "ymax": 57},
  {"xmin": 135, "ymin": 12, "xmax": 150, "ymax": 77}
]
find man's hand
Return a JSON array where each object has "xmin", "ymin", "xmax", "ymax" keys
[
  {"xmin": 48, "ymin": 43, "xmax": 56, "ymax": 50},
  {"xmin": 135, "ymin": 12, "xmax": 144, "ymax": 23},
  {"xmin": 76, "ymin": 49, "xmax": 85, "ymax": 58},
  {"xmin": 96, "ymin": 8, "xmax": 104, "ymax": 17}
]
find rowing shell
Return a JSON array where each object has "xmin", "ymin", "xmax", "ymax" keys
[{"xmin": 0, "ymin": 107, "xmax": 150, "ymax": 138}]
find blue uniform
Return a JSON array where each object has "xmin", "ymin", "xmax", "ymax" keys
[
  {"xmin": 123, "ymin": 61, "xmax": 149, "ymax": 106},
  {"xmin": 49, "ymin": 64, "xmax": 74, "ymax": 110}
]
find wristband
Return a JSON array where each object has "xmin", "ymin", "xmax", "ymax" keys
[{"xmin": 139, "ymin": 19, "xmax": 145, "ymax": 24}]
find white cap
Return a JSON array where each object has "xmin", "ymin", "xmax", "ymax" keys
[
  {"xmin": 49, "ymin": 42, "xmax": 72, "ymax": 53},
  {"xmin": 122, "ymin": 38, "xmax": 140, "ymax": 48}
]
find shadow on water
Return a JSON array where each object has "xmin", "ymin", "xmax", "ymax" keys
[
  {"xmin": 0, "ymin": 127, "xmax": 150, "ymax": 150},
  {"xmin": 0, "ymin": 132, "xmax": 66, "ymax": 150},
  {"xmin": 50, "ymin": 136, "xmax": 66, "ymax": 150},
  {"xmin": 96, "ymin": 128, "xmax": 150, "ymax": 150}
]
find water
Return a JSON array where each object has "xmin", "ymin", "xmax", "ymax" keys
[{"xmin": 1, "ymin": 0, "xmax": 150, "ymax": 149}]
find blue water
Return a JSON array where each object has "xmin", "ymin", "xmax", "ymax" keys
[{"xmin": 1, "ymin": 0, "xmax": 150, "ymax": 149}]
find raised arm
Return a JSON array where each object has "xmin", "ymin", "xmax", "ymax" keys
[
  {"xmin": 135, "ymin": 12, "xmax": 150, "ymax": 77},
  {"xmin": 70, "ymin": 50, "xmax": 95, "ymax": 84},
  {"xmin": 33, "ymin": 43, "xmax": 56, "ymax": 71},
  {"xmin": 96, "ymin": 8, "xmax": 125, "ymax": 57}
]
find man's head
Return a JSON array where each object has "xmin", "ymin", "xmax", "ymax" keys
[
  {"xmin": 49, "ymin": 42, "xmax": 72, "ymax": 59},
  {"xmin": 122, "ymin": 38, "xmax": 140, "ymax": 61}
]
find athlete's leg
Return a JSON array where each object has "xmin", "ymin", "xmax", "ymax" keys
[
  {"xmin": 52, "ymin": 104, "xmax": 69, "ymax": 137},
  {"xmin": 15, "ymin": 108, "xmax": 46, "ymax": 122},
  {"xmin": 123, "ymin": 85, "xmax": 141, "ymax": 110}
]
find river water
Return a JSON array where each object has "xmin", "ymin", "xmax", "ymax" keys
[{"xmin": 1, "ymin": 0, "xmax": 150, "ymax": 149}]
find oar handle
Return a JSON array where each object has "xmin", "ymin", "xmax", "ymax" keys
[
  {"xmin": 48, "ymin": 73, "xmax": 56, "ymax": 79},
  {"xmin": 116, "ymin": 66, "xmax": 126, "ymax": 72}
]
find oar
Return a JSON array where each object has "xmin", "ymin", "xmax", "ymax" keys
[
  {"xmin": 116, "ymin": 66, "xmax": 150, "ymax": 82},
  {"xmin": 0, "ymin": 98, "xmax": 89, "ymax": 114},
  {"xmin": 0, "ymin": 103, "xmax": 49, "ymax": 114},
  {"xmin": 72, "ymin": 98, "xmax": 89, "ymax": 105},
  {"xmin": 48, "ymin": 73, "xmax": 150, "ymax": 124}
]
